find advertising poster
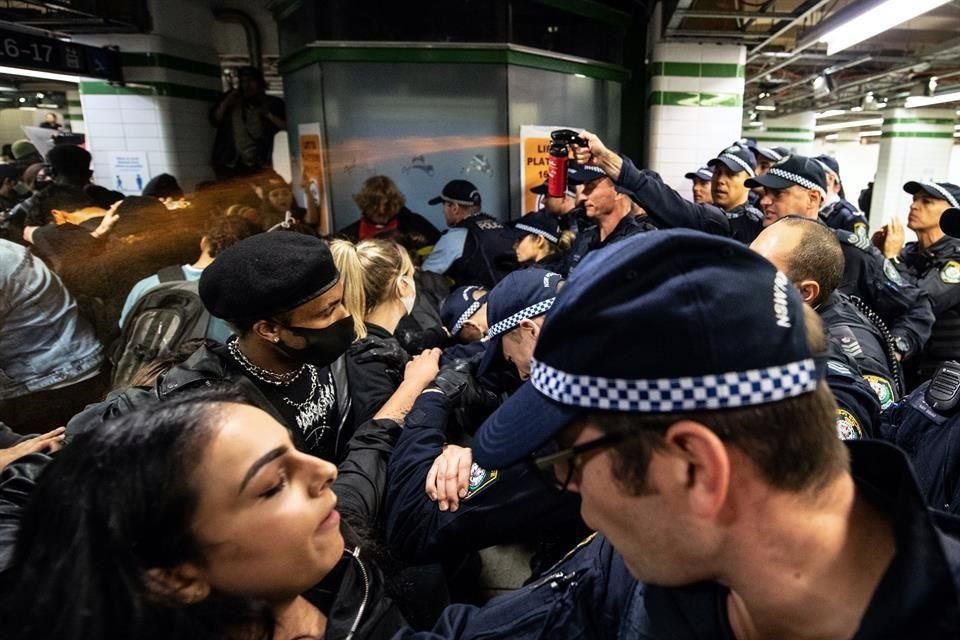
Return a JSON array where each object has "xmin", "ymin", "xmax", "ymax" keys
[{"xmin": 298, "ymin": 122, "xmax": 332, "ymax": 235}]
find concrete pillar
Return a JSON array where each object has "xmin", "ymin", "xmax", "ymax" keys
[
  {"xmin": 73, "ymin": 0, "xmax": 222, "ymax": 191},
  {"xmin": 815, "ymin": 131, "xmax": 878, "ymax": 212},
  {"xmin": 647, "ymin": 41, "xmax": 745, "ymax": 193},
  {"xmin": 65, "ymin": 89, "xmax": 84, "ymax": 134},
  {"xmin": 869, "ymin": 108, "xmax": 956, "ymax": 229},
  {"xmin": 753, "ymin": 112, "xmax": 816, "ymax": 156}
]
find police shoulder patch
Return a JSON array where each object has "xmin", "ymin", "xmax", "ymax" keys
[
  {"xmin": 853, "ymin": 222, "xmax": 869, "ymax": 244},
  {"xmin": 462, "ymin": 463, "xmax": 499, "ymax": 501},
  {"xmin": 835, "ymin": 409, "xmax": 863, "ymax": 441},
  {"xmin": 863, "ymin": 374, "xmax": 895, "ymax": 411},
  {"xmin": 941, "ymin": 260, "xmax": 960, "ymax": 284},
  {"xmin": 883, "ymin": 258, "xmax": 904, "ymax": 285}
]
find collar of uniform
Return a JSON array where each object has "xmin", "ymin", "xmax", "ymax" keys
[
  {"xmin": 917, "ymin": 235, "xmax": 960, "ymax": 260},
  {"xmin": 847, "ymin": 439, "xmax": 960, "ymax": 635},
  {"xmin": 598, "ymin": 213, "xmax": 642, "ymax": 247}
]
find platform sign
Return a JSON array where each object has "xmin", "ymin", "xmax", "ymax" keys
[
  {"xmin": 108, "ymin": 152, "xmax": 149, "ymax": 195},
  {"xmin": 519, "ymin": 125, "xmax": 579, "ymax": 215},
  {"xmin": 0, "ymin": 27, "xmax": 122, "ymax": 81},
  {"xmin": 299, "ymin": 122, "xmax": 332, "ymax": 235}
]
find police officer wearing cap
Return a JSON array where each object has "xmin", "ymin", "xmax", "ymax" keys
[
  {"xmin": 513, "ymin": 209, "xmax": 573, "ymax": 272},
  {"xmin": 470, "ymin": 230, "xmax": 960, "ymax": 640},
  {"xmin": 684, "ymin": 165, "xmax": 713, "ymax": 204},
  {"xmin": 881, "ymin": 183, "xmax": 960, "ymax": 385},
  {"xmin": 562, "ymin": 163, "xmax": 656, "ymax": 275},
  {"xmin": 574, "ymin": 133, "xmax": 935, "ymax": 364},
  {"xmin": 753, "ymin": 145, "xmax": 790, "ymax": 176},
  {"xmin": 815, "ymin": 154, "xmax": 869, "ymax": 236},
  {"xmin": 422, "ymin": 179, "xmax": 518, "ymax": 289},
  {"xmin": 528, "ymin": 179, "xmax": 586, "ymax": 234}
]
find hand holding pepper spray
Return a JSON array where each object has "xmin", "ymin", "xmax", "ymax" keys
[{"xmin": 547, "ymin": 129, "xmax": 587, "ymax": 198}]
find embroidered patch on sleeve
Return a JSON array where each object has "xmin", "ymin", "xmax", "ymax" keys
[
  {"xmin": 941, "ymin": 260, "xmax": 960, "ymax": 284},
  {"xmin": 883, "ymin": 259, "xmax": 904, "ymax": 285},
  {"xmin": 462, "ymin": 463, "xmax": 499, "ymax": 501},
  {"xmin": 835, "ymin": 409, "xmax": 863, "ymax": 441},
  {"xmin": 863, "ymin": 374, "xmax": 895, "ymax": 410}
]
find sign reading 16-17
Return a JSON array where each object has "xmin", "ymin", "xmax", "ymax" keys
[{"xmin": 0, "ymin": 27, "xmax": 121, "ymax": 82}]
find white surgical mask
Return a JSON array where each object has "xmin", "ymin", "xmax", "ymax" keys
[{"xmin": 399, "ymin": 274, "xmax": 416, "ymax": 315}]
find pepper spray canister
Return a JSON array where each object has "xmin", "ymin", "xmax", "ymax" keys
[{"xmin": 547, "ymin": 140, "xmax": 569, "ymax": 198}]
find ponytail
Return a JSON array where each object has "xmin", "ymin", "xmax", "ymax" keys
[
  {"xmin": 329, "ymin": 239, "xmax": 368, "ymax": 340},
  {"xmin": 556, "ymin": 230, "xmax": 576, "ymax": 253}
]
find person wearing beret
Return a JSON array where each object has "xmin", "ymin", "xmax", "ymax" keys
[
  {"xmin": 67, "ymin": 232, "xmax": 441, "ymax": 468},
  {"xmin": 879, "ymin": 183, "xmax": 960, "ymax": 386},
  {"xmin": 814, "ymin": 154, "xmax": 869, "ymax": 237},
  {"xmin": 574, "ymin": 132, "xmax": 935, "ymax": 375},
  {"xmin": 470, "ymin": 230, "xmax": 960, "ymax": 640}
]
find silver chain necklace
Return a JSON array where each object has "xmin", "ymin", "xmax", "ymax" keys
[{"xmin": 228, "ymin": 337, "xmax": 305, "ymax": 386}]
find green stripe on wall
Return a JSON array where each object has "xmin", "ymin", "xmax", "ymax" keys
[
  {"xmin": 883, "ymin": 118, "xmax": 955, "ymax": 125},
  {"xmin": 66, "ymin": 114, "xmax": 83, "ymax": 120},
  {"xmin": 279, "ymin": 45, "xmax": 629, "ymax": 82},
  {"xmin": 121, "ymin": 52, "xmax": 222, "ymax": 79},
  {"xmin": 880, "ymin": 131, "xmax": 954, "ymax": 138},
  {"xmin": 78, "ymin": 81, "xmax": 221, "ymax": 102},
  {"xmin": 649, "ymin": 91, "xmax": 742, "ymax": 107},
  {"xmin": 67, "ymin": 100, "xmax": 82, "ymax": 107},
  {"xmin": 651, "ymin": 62, "xmax": 744, "ymax": 78}
]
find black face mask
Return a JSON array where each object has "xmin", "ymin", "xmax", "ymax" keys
[{"xmin": 275, "ymin": 315, "xmax": 355, "ymax": 367}]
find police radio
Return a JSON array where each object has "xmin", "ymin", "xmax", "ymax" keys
[
  {"xmin": 547, "ymin": 129, "xmax": 586, "ymax": 198},
  {"xmin": 925, "ymin": 361, "xmax": 960, "ymax": 415}
]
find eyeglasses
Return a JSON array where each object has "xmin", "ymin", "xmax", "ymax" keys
[{"xmin": 532, "ymin": 432, "xmax": 626, "ymax": 492}]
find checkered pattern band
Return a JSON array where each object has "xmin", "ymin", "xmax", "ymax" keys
[
  {"xmin": 768, "ymin": 168, "xmax": 827, "ymax": 198},
  {"xmin": 486, "ymin": 298, "xmax": 555, "ymax": 339},
  {"xmin": 515, "ymin": 223, "xmax": 559, "ymax": 244},
  {"xmin": 719, "ymin": 153, "xmax": 755, "ymax": 177},
  {"xmin": 924, "ymin": 182, "xmax": 959, "ymax": 208},
  {"xmin": 529, "ymin": 357, "xmax": 818, "ymax": 413},
  {"xmin": 452, "ymin": 300, "xmax": 483, "ymax": 335}
]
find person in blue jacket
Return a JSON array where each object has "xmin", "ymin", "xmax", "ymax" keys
[{"xmin": 471, "ymin": 230, "xmax": 960, "ymax": 639}]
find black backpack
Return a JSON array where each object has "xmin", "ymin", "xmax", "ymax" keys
[{"xmin": 110, "ymin": 266, "xmax": 212, "ymax": 388}]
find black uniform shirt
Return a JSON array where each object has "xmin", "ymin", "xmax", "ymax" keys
[{"xmin": 897, "ymin": 236, "xmax": 960, "ymax": 367}]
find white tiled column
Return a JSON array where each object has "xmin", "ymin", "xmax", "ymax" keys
[
  {"xmin": 753, "ymin": 112, "xmax": 816, "ymax": 155},
  {"xmin": 870, "ymin": 108, "xmax": 956, "ymax": 229},
  {"xmin": 65, "ymin": 89, "xmax": 84, "ymax": 134},
  {"xmin": 647, "ymin": 42, "xmax": 746, "ymax": 193},
  {"xmin": 74, "ymin": 2, "xmax": 222, "ymax": 191}
]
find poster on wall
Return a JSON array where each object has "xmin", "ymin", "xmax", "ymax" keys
[
  {"xmin": 107, "ymin": 151, "xmax": 150, "ymax": 195},
  {"xmin": 298, "ymin": 122, "xmax": 332, "ymax": 235},
  {"xmin": 519, "ymin": 125, "xmax": 579, "ymax": 215}
]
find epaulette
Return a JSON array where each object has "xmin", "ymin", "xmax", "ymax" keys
[{"xmin": 835, "ymin": 228, "xmax": 872, "ymax": 252}]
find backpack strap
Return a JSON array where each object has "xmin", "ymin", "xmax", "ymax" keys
[{"xmin": 157, "ymin": 264, "xmax": 186, "ymax": 283}]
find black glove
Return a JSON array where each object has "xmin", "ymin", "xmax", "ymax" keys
[{"xmin": 427, "ymin": 360, "xmax": 476, "ymax": 402}]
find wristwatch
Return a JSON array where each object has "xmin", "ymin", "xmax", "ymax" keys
[{"xmin": 894, "ymin": 336, "xmax": 911, "ymax": 358}]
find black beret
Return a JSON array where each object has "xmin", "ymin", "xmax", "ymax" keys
[{"xmin": 199, "ymin": 232, "xmax": 339, "ymax": 322}]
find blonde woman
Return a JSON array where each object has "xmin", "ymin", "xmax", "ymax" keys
[{"xmin": 331, "ymin": 238, "xmax": 422, "ymax": 423}]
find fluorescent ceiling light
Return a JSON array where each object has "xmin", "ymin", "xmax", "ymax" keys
[
  {"xmin": 815, "ymin": 118, "xmax": 883, "ymax": 132},
  {"xmin": 0, "ymin": 85, "xmax": 16, "ymax": 92},
  {"xmin": 18, "ymin": 106, "xmax": 37, "ymax": 111},
  {"xmin": 0, "ymin": 65, "xmax": 89, "ymax": 84},
  {"xmin": 37, "ymin": 103, "xmax": 60, "ymax": 109},
  {"xmin": 755, "ymin": 104, "xmax": 776, "ymax": 111},
  {"xmin": 816, "ymin": 109, "xmax": 846, "ymax": 119},
  {"xmin": 860, "ymin": 130, "xmax": 883, "ymax": 137},
  {"xmin": 905, "ymin": 90, "xmax": 960, "ymax": 108},
  {"xmin": 819, "ymin": 0, "xmax": 951, "ymax": 56},
  {"xmin": 825, "ymin": 134, "xmax": 839, "ymax": 141}
]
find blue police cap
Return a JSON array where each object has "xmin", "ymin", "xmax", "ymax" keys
[
  {"xmin": 472, "ymin": 229, "xmax": 821, "ymax": 469},
  {"xmin": 684, "ymin": 166, "xmax": 713, "ymax": 182},
  {"xmin": 707, "ymin": 144, "xmax": 757, "ymax": 176},
  {"xmin": 755, "ymin": 145, "xmax": 790, "ymax": 162},
  {"xmin": 745, "ymin": 154, "xmax": 828, "ymax": 198},
  {"xmin": 514, "ymin": 210, "xmax": 562, "ymax": 245},
  {"xmin": 478, "ymin": 268, "xmax": 563, "ymax": 376},
  {"xmin": 440, "ymin": 285, "xmax": 487, "ymax": 336},
  {"xmin": 903, "ymin": 180, "xmax": 960, "ymax": 209}
]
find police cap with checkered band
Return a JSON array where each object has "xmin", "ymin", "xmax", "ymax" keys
[
  {"xmin": 708, "ymin": 144, "xmax": 757, "ymax": 177},
  {"xmin": 477, "ymin": 267, "xmax": 563, "ymax": 376},
  {"xmin": 472, "ymin": 229, "xmax": 822, "ymax": 469},
  {"xmin": 744, "ymin": 154, "xmax": 828, "ymax": 199}
]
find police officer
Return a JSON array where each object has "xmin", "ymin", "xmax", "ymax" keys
[
  {"xmin": 528, "ymin": 180, "xmax": 584, "ymax": 233},
  {"xmin": 573, "ymin": 132, "xmax": 935, "ymax": 363},
  {"xmin": 562, "ymin": 164, "xmax": 656, "ymax": 275},
  {"xmin": 815, "ymin": 154, "xmax": 869, "ymax": 237},
  {"xmin": 753, "ymin": 145, "xmax": 790, "ymax": 175},
  {"xmin": 752, "ymin": 217, "xmax": 900, "ymax": 422},
  {"xmin": 422, "ymin": 179, "xmax": 518, "ymax": 288},
  {"xmin": 880, "ymin": 184, "xmax": 960, "ymax": 385},
  {"xmin": 684, "ymin": 165, "xmax": 713, "ymax": 204}
]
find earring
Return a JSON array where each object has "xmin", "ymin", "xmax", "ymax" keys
[{"xmin": 273, "ymin": 337, "xmax": 280, "ymax": 343}]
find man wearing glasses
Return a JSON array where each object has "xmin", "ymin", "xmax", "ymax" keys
[{"xmin": 470, "ymin": 230, "xmax": 960, "ymax": 638}]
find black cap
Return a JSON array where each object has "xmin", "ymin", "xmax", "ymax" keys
[
  {"xmin": 903, "ymin": 181, "xmax": 960, "ymax": 209},
  {"xmin": 199, "ymin": 233, "xmax": 340, "ymax": 322},
  {"xmin": 514, "ymin": 210, "xmax": 562, "ymax": 245},
  {"xmin": 755, "ymin": 146, "xmax": 790, "ymax": 162},
  {"xmin": 46, "ymin": 144, "xmax": 92, "ymax": 179},
  {"xmin": 429, "ymin": 179, "xmax": 481, "ymax": 206},
  {"xmin": 142, "ymin": 173, "xmax": 184, "ymax": 200},
  {"xmin": 472, "ymin": 230, "xmax": 818, "ymax": 469},
  {"xmin": 745, "ymin": 154, "xmax": 827, "ymax": 197},
  {"xmin": 814, "ymin": 155, "xmax": 841, "ymax": 180},
  {"xmin": 707, "ymin": 144, "xmax": 757, "ymax": 176},
  {"xmin": 530, "ymin": 181, "xmax": 577, "ymax": 198},
  {"xmin": 684, "ymin": 166, "xmax": 713, "ymax": 182},
  {"xmin": 440, "ymin": 286, "xmax": 487, "ymax": 335},
  {"xmin": 566, "ymin": 163, "xmax": 607, "ymax": 185}
]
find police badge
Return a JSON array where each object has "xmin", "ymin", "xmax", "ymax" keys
[
  {"xmin": 835, "ymin": 409, "xmax": 863, "ymax": 440},
  {"xmin": 864, "ymin": 374, "xmax": 895, "ymax": 411},
  {"xmin": 941, "ymin": 260, "xmax": 960, "ymax": 284},
  {"xmin": 463, "ymin": 463, "xmax": 499, "ymax": 501}
]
